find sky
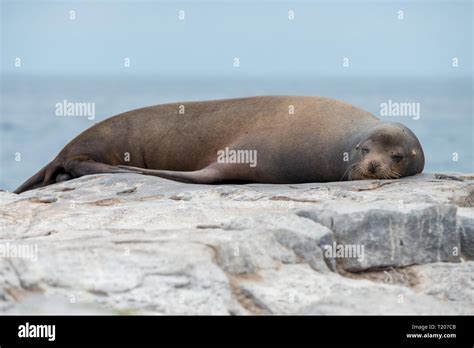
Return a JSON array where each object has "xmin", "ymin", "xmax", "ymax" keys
[
  {"xmin": 0, "ymin": 0, "xmax": 472, "ymax": 191},
  {"xmin": 1, "ymin": 0, "xmax": 472, "ymax": 77}
]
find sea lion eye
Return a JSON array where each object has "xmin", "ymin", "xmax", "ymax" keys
[
  {"xmin": 361, "ymin": 148, "xmax": 369, "ymax": 155},
  {"xmin": 392, "ymin": 155, "xmax": 404, "ymax": 162}
]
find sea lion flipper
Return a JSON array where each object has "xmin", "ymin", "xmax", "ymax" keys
[
  {"xmin": 14, "ymin": 163, "xmax": 50, "ymax": 194},
  {"xmin": 66, "ymin": 157, "xmax": 144, "ymax": 177},
  {"xmin": 117, "ymin": 164, "xmax": 226, "ymax": 184}
]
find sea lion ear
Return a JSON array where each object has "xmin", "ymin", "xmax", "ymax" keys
[
  {"xmin": 411, "ymin": 149, "xmax": 417, "ymax": 157},
  {"xmin": 355, "ymin": 143, "xmax": 360, "ymax": 150}
]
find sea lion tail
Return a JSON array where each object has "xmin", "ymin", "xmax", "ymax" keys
[{"xmin": 13, "ymin": 160, "xmax": 62, "ymax": 194}]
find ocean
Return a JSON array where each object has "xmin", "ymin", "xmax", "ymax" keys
[{"xmin": 1, "ymin": 74, "xmax": 472, "ymax": 191}]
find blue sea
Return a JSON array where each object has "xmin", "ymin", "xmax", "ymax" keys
[{"xmin": 1, "ymin": 74, "xmax": 472, "ymax": 191}]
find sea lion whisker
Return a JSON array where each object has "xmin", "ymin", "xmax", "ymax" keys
[
  {"xmin": 388, "ymin": 170, "xmax": 401, "ymax": 179},
  {"xmin": 340, "ymin": 163, "xmax": 357, "ymax": 182}
]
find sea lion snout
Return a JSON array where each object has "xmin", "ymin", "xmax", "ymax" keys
[
  {"xmin": 349, "ymin": 123, "xmax": 423, "ymax": 180},
  {"xmin": 367, "ymin": 161, "xmax": 380, "ymax": 174}
]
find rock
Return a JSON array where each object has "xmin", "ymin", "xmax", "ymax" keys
[
  {"xmin": 20, "ymin": 196, "xmax": 58, "ymax": 204},
  {"xmin": 221, "ymin": 214, "xmax": 334, "ymax": 273},
  {"xmin": 1, "ymin": 238, "xmax": 244, "ymax": 315},
  {"xmin": 410, "ymin": 262, "xmax": 474, "ymax": 304},
  {"xmin": 458, "ymin": 208, "xmax": 474, "ymax": 260},
  {"xmin": 0, "ymin": 172, "xmax": 473, "ymax": 314},
  {"xmin": 116, "ymin": 187, "xmax": 137, "ymax": 195},
  {"xmin": 434, "ymin": 173, "xmax": 464, "ymax": 181},
  {"xmin": 297, "ymin": 203, "xmax": 460, "ymax": 271},
  {"xmin": 236, "ymin": 264, "xmax": 470, "ymax": 315},
  {"xmin": 452, "ymin": 186, "xmax": 474, "ymax": 207}
]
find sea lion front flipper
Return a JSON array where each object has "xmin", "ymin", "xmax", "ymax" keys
[{"xmin": 117, "ymin": 164, "xmax": 226, "ymax": 184}]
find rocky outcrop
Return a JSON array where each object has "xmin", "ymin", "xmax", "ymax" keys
[
  {"xmin": 0, "ymin": 172, "xmax": 472, "ymax": 314},
  {"xmin": 458, "ymin": 208, "xmax": 474, "ymax": 260},
  {"xmin": 297, "ymin": 203, "xmax": 459, "ymax": 271}
]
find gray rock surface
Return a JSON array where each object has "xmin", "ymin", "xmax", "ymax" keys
[
  {"xmin": 458, "ymin": 208, "xmax": 474, "ymax": 260},
  {"xmin": 297, "ymin": 203, "xmax": 459, "ymax": 271},
  {"xmin": 0, "ymin": 172, "xmax": 472, "ymax": 314}
]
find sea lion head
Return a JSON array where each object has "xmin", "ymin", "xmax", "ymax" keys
[{"xmin": 349, "ymin": 122, "xmax": 424, "ymax": 180}]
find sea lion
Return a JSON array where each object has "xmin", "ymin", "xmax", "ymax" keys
[{"xmin": 14, "ymin": 96, "xmax": 425, "ymax": 194}]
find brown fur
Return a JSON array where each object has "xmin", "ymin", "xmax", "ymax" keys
[{"xmin": 14, "ymin": 96, "xmax": 425, "ymax": 193}]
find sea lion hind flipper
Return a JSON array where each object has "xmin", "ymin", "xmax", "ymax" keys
[
  {"xmin": 13, "ymin": 158, "xmax": 138, "ymax": 194},
  {"xmin": 66, "ymin": 158, "xmax": 144, "ymax": 177},
  {"xmin": 117, "ymin": 164, "xmax": 226, "ymax": 184},
  {"xmin": 14, "ymin": 166, "xmax": 49, "ymax": 194},
  {"xmin": 13, "ymin": 160, "xmax": 60, "ymax": 194}
]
